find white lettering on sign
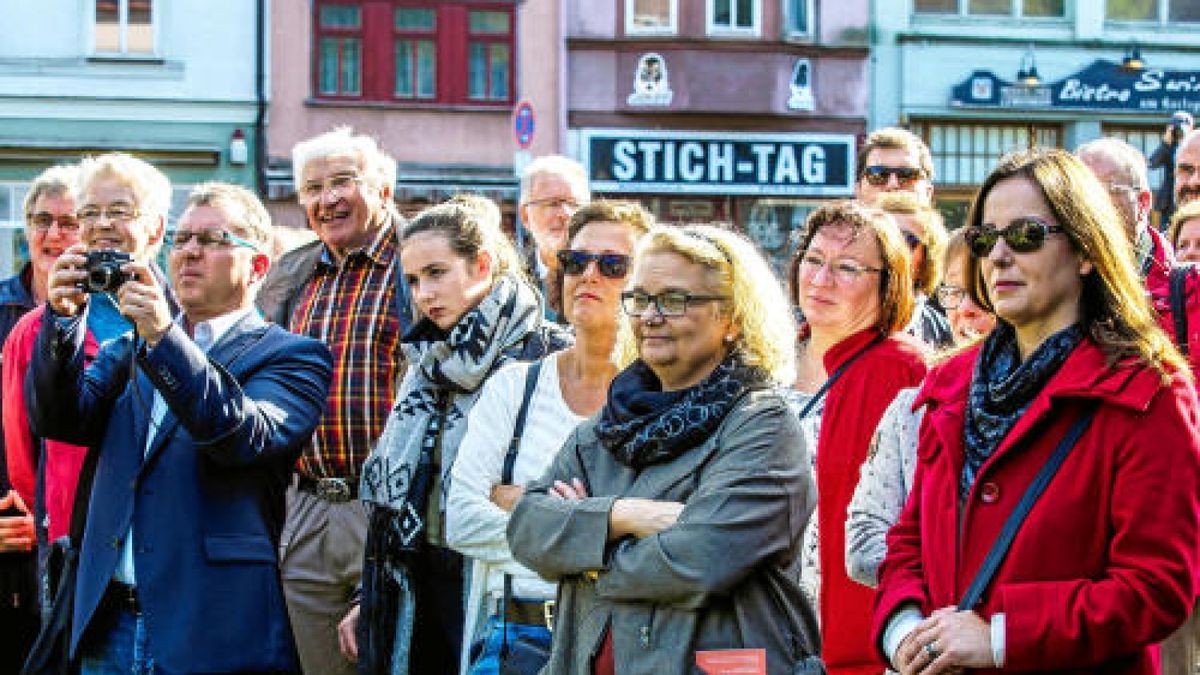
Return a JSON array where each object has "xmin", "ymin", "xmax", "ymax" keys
[
  {"xmin": 612, "ymin": 141, "xmax": 638, "ymax": 181},
  {"xmin": 709, "ymin": 143, "xmax": 734, "ymax": 183},
  {"xmin": 1059, "ymin": 79, "xmax": 1130, "ymax": 103},
  {"xmin": 802, "ymin": 146, "xmax": 825, "ymax": 184},
  {"xmin": 750, "ymin": 144, "xmax": 776, "ymax": 183},
  {"xmin": 637, "ymin": 141, "xmax": 662, "ymax": 180},
  {"xmin": 679, "ymin": 142, "xmax": 704, "ymax": 181}
]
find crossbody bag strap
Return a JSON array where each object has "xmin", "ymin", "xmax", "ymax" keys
[
  {"xmin": 797, "ymin": 332, "xmax": 885, "ymax": 419},
  {"xmin": 1170, "ymin": 265, "xmax": 1193, "ymax": 356},
  {"xmin": 500, "ymin": 359, "xmax": 545, "ymax": 659},
  {"xmin": 957, "ymin": 403, "xmax": 1098, "ymax": 611}
]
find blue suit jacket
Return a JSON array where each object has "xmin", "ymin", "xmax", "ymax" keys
[{"xmin": 27, "ymin": 307, "xmax": 332, "ymax": 673}]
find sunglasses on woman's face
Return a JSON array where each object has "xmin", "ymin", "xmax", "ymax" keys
[
  {"xmin": 964, "ymin": 217, "xmax": 1066, "ymax": 257},
  {"xmin": 860, "ymin": 165, "xmax": 926, "ymax": 187},
  {"xmin": 557, "ymin": 250, "xmax": 631, "ymax": 278}
]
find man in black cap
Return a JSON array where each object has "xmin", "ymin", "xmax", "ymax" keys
[{"xmin": 1149, "ymin": 110, "xmax": 1194, "ymax": 225}]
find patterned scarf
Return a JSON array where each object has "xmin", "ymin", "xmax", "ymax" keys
[
  {"xmin": 359, "ymin": 275, "xmax": 543, "ymax": 546},
  {"xmin": 961, "ymin": 321, "xmax": 1085, "ymax": 500},
  {"xmin": 595, "ymin": 351, "xmax": 771, "ymax": 470}
]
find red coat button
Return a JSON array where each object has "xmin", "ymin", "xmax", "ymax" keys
[{"xmin": 980, "ymin": 482, "xmax": 1000, "ymax": 503}]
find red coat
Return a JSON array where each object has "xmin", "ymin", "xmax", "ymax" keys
[
  {"xmin": 873, "ymin": 338, "xmax": 1200, "ymax": 674},
  {"xmin": 1145, "ymin": 227, "xmax": 1200, "ymax": 375},
  {"xmin": 3, "ymin": 305, "xmax": 94, "ymax": 541},
  {"xmin": 817, "ymin": 329, "xmax": 926, "ymax": 675}
]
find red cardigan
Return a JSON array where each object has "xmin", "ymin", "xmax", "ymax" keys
[
  {"xmin": 1145, "ymin": 227, "xmax": 1200, "ymax": 376},
  {"xmin": 816, "ymin": 329, "xmax": 926, "ymax": 675},
  {"xmin": 873, "ymin": 339, "xmax": 1200, "ymax": 674},
  {"xmin": 3, "ymin": 305, "xmax": 95, "ymax": 541}
]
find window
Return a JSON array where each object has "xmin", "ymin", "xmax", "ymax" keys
[
  {"xmin": 626, "ymin": 0, "xmax": 678, "ymax": 35},
  {"xmin": 913, "ymin": 0, "xmax": 1065, "ymax": 17},
  {"xmin": 708, "ymin": 0, "xmax": 760, "ymax": 35},
  {"xmin": 312, "ymin": 2, "xmax": 515, "ymax": 106},
  {"xmin": 911, "ymin": 120, "xmax": 1061, "ymax": 186},
  {"xmin": 1107, "ymin": 0, "xmax": 1200, "ymax": 22},
  {"xmin": 1103, "ymin": 125, "xmax": 1168, "ymax": 196},
  {"xmin": 93, "ymin": 0, "xmax": 156, "ymax": 56},
  {"xmin": 784, "ymin": 0, "xmax": 813, "ymax": 36}
]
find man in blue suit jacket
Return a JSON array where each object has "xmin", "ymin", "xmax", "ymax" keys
[{"xmin": 27, "ymin": 182, "xmax": 333, "ymax": 673}]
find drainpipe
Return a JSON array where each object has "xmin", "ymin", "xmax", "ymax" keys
[{"xmin": 254, "ymin": 0, "xmax": 267, "ymax": 195}]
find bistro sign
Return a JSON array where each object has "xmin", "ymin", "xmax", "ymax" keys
[
  {"xmin": 952, "ymin": 59, "xmax": 1200, "ymax": 115},
  {"xmin": 580, "ymin": 129, "xmax": 854, "ymax": 196}
]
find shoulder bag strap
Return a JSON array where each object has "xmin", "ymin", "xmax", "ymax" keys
[
  {"xmin": 1170, "ymin": 265, "xmax": 1192, "ymax": 356},
  {"xmin": 797, "ymin": 332, "xmax": 885, "ymax": 419},
  {"xmin": 957, "ymin": 403, "xmax": 1098, "ymax": 610}
]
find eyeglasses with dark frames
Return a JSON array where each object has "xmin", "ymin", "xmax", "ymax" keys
[
  {"xmin": 860, "ymin": 165, "xmax": 926, "ymax": 188},
  {"xmin": 935, "ymin": 283, "xmax": 967, "ymax": 310},
  {"xmin": 963, "ymin": 217, "xmax": 1066, "ymax": 257},
  {"xmin": 28, "ymin": 213, "xmax": 80, "ymax": 232},
  {"xmin": 621, "ymin": 290, "xmax": 727, "ymax": 317},
  {"xmin": 557, "ymin": 250, "xmax": 630, "ymax": 278}
]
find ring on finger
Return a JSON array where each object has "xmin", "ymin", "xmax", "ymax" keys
[{"xmin": 924, "ymin": 642, "xmax": 940, "ymax": 660}]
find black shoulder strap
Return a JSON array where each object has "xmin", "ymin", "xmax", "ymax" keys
[
  {"xmin": 502, "ymin": 361, "xmax": 544, "ymax": 485},
  {"xmin": 958, "ymin": 404, "xmax": 1098, "ymax": 610},
  {"xmin": 797, "ymin": 332, "xmax": 885, "ymax": 419},
  {"xmin": 1169, "ymin": 265, "xmax": 1193, "ymax": 356}
]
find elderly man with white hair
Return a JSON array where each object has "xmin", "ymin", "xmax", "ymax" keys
[
  {"xmin": 518, "ymin": 155, "xmax": 590, "ymax": 322},
  {"xmin": 257, "ymin": 127, "xmax": 410, "ymax": 675}
]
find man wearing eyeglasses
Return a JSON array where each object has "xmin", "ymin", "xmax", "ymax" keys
[
  {"xmin": 27, "ymin": 181, "xmax": 332, "ymax": 673},
  {"xmin": 0, "ymin": 163, "xmax": 81, "ymax": 673},
  {"xmin": 518, "ymin": 155, "xmax": 591, "ymax": 323},
  {"xmin": 256, "ymin": 127, "xmax": 410, "ymax": 675},
  {"xmin": 854, "ymin": 128, "xmax": 936, "ymax": 208}
]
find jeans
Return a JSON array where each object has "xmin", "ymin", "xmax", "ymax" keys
[
  {"xmin": 79, "ymin": 603, "xmax": 155, "ymax": 675},
  {"xmin": 468, "ymin": 615, "xmax": 552, "ymax": 675}
]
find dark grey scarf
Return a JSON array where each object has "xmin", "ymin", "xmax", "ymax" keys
[{"xmin": 961, "ymin": 321, "xmax": 1085, "ymax": 500}]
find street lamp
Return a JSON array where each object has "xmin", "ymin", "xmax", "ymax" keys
[
  {"xmin": 1121, "ymin": 44, "xmax": 1145, "ymax": 71},
  {"xmin": 1017, "ymin": 45, "xmax": 1041, "ymax": 87}
]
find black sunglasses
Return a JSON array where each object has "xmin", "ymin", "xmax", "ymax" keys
[
  {"xmin": 557, "ymin": 250, "xmax": 631, "ymax": 278},
  {"xmin": 861, "ymin": 165, "xmax": 926, "ymax": 187},
  {"xmin": 964, "ymin": 218, "xmax": 1066, "ymax": 257}
]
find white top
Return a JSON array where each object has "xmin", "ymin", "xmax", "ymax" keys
[{"xmin": 447, "ymin": 353, "xmax": 587, "ymax": 661}]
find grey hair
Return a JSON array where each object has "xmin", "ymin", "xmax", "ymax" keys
[{"xmin": 519, "ymin": 155, "xmax": 590, "ymax": 203}]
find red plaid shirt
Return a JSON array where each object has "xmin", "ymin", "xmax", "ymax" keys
[{"xmin": 291, "ymin": 223, "xmax": 403, "ymax": 481}]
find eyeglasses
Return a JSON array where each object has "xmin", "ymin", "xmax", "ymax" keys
[
  {"xmin": 166, "ymin": 229, "xmax": 260, "ymax": 251},
  {"xmin": 796, "ymin": 253, "xmax": 883, "ymax": 284},
  {"xmin": 28, "ymin": 213, "xmax": 80, "ymax": 232},
  {"xmin": 963, "ymin": 217, "xmax": 1066, "ymax": 257},
  {"xmin": 621, "ymin": 290, "xmax": 727, "ymax": 317},
  {"xmin": 935, "ymin": 283, "xmax": 967, "ymax": 310},
  {"xmin": 77, "ymin": 205, "xmax": 141, "ymax": 225},
  {"xmin": 298, "ymin": 173, "xmax": 364, "ymax": 204},
  {"xmin": 901, "ymin": 230, "xmax": 923, "ymax": 250},
  {"xmin": 860, "ymin": 165, "xmax": 926, "ymax": 188},
  {"xmin": 525, "ymin": 197, "xmax": 580, "ymax": 212},
  {"xmin": 557, "ymin": 250, "xmax": 630, "ymax": 278}
]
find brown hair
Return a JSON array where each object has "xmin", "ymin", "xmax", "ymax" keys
[
  {"xmin": 856, "ymin": 127, "xmax": 935, "ymax": 181},
  {"xmin": 567, "ymin": 200, "xmax": 654, "ymax": 243},
  {"xmin": 402, "ymin": 198, "xmax": 522, "ymax": 281}
]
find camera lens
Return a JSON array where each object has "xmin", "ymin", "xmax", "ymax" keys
[{"xmin": 88, "ymin": 267, "xmax": 114, "ymax": 292}]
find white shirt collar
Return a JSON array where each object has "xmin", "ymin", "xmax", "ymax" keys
[{"xmin": 183, "ymin": 307, "xmax": 256, "ymax": 352}]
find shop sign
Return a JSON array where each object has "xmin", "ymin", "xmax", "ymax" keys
[
  {"xmin": 581, "ymin": 129, "xmax": 854, "ymax": 196},
  {"xmin": 952, "ymin": 59, "xmax": 1200, "ymax": 115}
]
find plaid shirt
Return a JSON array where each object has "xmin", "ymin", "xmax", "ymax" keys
[{"xmin": 291, "ymin": 222, "xmax": 403, "ymax": 481}]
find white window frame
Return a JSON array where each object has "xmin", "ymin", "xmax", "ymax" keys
[
  {"xmin": 89, "ymin": 0, "xmax": 162, "ymax": 58},
  {"xmin": 912, "ymin": 0, "xmax": 1066, "ymax": 19},
  {"xmin": 783, "ymin": 0, "xmax": 815, "ymax": 39},
  {"xmin": 625, "ymin": 0, "xmax": 678, "ymax": 36},
  {"xmin": 707, "ymin": 0, "xmax": 761, "ymax": 37}
]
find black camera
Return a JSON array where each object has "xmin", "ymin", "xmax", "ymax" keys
[{"xmin": 81, "ymin": 249, "xmax": 132, "ymax": 293}]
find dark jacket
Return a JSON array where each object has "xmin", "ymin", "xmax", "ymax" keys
[
  {"xmin": 0, "ymin": 264, "xmax": 35, "ymax": 347},
  {"xmin": 509, "ymin": 389, "xmax": 820, "ymax": 675}
]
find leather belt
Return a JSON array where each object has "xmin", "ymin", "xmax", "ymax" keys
[
  {"xmin": 104, "ymin": 580, "xmax": 141, "ymax": 614},
  {"xmin": 297, "ymin": 474, "xmax": 357, "ymax": 503},
  {"xmin": 503, "ymin": 598, "xmax": 555, "ymax": 630}
]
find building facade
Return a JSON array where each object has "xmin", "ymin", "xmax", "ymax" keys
[
  {"xmin": 0, "ymin": 0, "xmax": 266, "ymax": 275},
  {"xmin": 266, "ymin": 0, "xmax": 564, "ymax": 229},
  {"xmin": 871, "ymin": 0, "xmax": 1200, "ymax": 227},
  {"xmin": 566, "ymin": 0, "xmax": 871, "ymax": 274}
]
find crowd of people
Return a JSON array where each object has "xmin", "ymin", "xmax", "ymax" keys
[{"xmin": 0, "ymin": 119, "xmax": 1196, "ymax": 675}]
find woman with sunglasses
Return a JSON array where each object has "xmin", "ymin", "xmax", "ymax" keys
[
  {"xmin": 846, "ymin": 229, "xmax": 997, "ymax": 590},
  {"xmin": 786, "ymin": 200, "xmax": 927, "ymax": 675},
  {"xmin": 873, "ymin": 149, "xmax": 1200, "ymax": 675},
  {"xmin": 509, "ymin": 225, "xmax": 821, "ymax": 674},
  {"xmin": 345, "ymin": 196, "xmax": 571, "ymax": 674},
  {"xmin": 445, "ymin": 201, "xmax": 651, "ymax": 674}
]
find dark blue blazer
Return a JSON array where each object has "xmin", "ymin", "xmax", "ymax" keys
[{"xmin": 26, "ymin": 307, "xmax": 332, "ymax": 673}]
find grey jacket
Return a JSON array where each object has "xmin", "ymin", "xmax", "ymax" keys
[{"xmin": 508, "ymin": 389, "xmax": 821, "ymax": 675}]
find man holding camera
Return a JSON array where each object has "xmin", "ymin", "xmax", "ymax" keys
[
  {"xmin": 27, "ymin": 181, "xmax": 333, "ymax": 673},
  {"xmin": 1149, "ymin": 111, "xmax": 1194, "ymax": 225}
]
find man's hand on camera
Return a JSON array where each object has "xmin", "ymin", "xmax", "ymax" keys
[
  {"xmin": 47, "ymin": 243, "xmax": 90, "ymax": 317},
  {"xmin": 116, "ymin": 261, "xmax": 172, "ymax": 346}
]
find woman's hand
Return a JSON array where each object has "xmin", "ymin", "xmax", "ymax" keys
[
  {"xmin": 550, "ymin": 478, "xmax": 589, "ymax": 501},
  {"xmin": 489, "ymin": 484, "xmax": 525, "ymax": 512},
  {"xmin": 338, "ymin": 604, "xmax": 360, "ymax": 663},
  {"xmin": 898, "ymin": 606, "xmax": 992, "ymax": 674},
  {"xmin": 609, "ymin": 498, "xmax": 685, "ymax": 541},
  {"xmin": 0, "ymin": 490, "xmax": 35, "ymax": 553}
]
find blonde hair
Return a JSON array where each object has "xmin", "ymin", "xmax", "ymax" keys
[
  {"xmin": 618, "ymin": 224, "xmax": 797, "ymax": 385},
  {"xmin": 292, "ymin": 126, "xmax": 397, "ymax": 196},
  {"xmin": 23, "ymin": 164, "xmax": 80, "ymax": 223},
  {"xmin": 1169, "ymin": 199, "xmax": 1200, "ymax": 252},
  {"xmin": 790, "ymin": 200, "xmax": 916, "ymax": 334},
  {"xmin": 878, "ymin": 192, "xmax": 947, "ymax": 296},
  {"xmin": 77, "ymin": 152, "xmax": 172, "ymax": 222},
  {"xmin": 183, "ymin": 182, "xmax": 274, "ymax": 252},
  {"xmin": 965, "ymin": 148, "xmax": 1187, "ymax": 380}
]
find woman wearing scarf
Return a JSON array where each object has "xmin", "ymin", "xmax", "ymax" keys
[
  {"xmin": 788, "ymin": 201, "xmax": 927, "ymax": 675},
  {"xmin": 347, "ymin": 198, "xmax": 570, "ymax": 674},
  {"xmin": 508, "ymin": 225, "xmax": 821, "ymax": 674},
  {"xmin": 873, "ymin": 149, "xmax": 1200, "ymax": 674}
]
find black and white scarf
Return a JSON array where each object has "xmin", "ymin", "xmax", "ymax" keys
[
  {"xmin": 961, "ymin": 321, "xmax": 1084, "ymax": 500},
  {"xmin": 595, "ymin": 352, "xmax": 771, "ymax": 470},
  {"xmin": 359, "ymin": 275, "xmax": 543, "ymax": 547}
]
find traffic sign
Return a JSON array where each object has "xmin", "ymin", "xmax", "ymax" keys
[{"xmin": 514, "ymin": 100, "xmax": 535, "ymax": 149}]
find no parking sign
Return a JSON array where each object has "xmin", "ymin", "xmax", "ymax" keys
[{"xmin": 514, "ymin": 100, "xmax": 535, "ymax": 149}]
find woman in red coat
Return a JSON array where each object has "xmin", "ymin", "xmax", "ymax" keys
[
  {"xmin": 873, "ymin": 148, "xmax": 1200, "ymax": 674},
  {"xmin": 789, "ymin": 200, "xmax": 928, "ymax": 675}
]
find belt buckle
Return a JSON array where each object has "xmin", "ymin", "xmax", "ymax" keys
[
  {"xmin": 543, "ymin": 600, "xmax": 555, "ymax": 631},
  {"xmin": 315, "ymin": 477, "xmax": 351, "ymax": 503}
]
